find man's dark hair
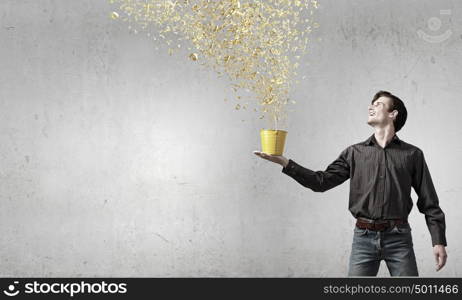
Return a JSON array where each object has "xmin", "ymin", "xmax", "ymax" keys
[{"xmin": 371, "ymin": 90, "xmax": 407, "ymax": 132}]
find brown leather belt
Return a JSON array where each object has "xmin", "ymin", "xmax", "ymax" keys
[{"xmin": 356, "ymin": 217, "xmax": 408, "ymax": 231}]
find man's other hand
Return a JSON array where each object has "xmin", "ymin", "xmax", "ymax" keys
[
  {"xmin": 253, "ymin": 150, "xmax": 289, "ymax": 168},
  {"xmin": 433, "ymin": 245, "xmax": 448, "ymax": 271}
]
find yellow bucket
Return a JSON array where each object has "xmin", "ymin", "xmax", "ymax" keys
[{"xmin": 260, "ymin": 129, "xmax": 287, "ymax": 155}]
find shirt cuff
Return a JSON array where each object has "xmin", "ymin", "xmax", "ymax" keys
[
  {"xmin": 431, "ymin": 232, "xmax": 447, "ymax": 247},
  {"xmin": 282, "ymin": 159, "xmax": 297, "ymax": 176}
]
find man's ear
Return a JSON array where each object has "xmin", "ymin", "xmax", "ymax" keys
[{"xmin": 390, "ymin": 110, "xmax": 398, "ymax": 120}]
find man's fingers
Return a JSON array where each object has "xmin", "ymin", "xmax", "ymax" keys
[
  {"xmin": 253, "ymin": 150, "xmax": 271, "ymax": 158},
  {"xmin": 435, "ymin": 252, "xmax": 447, "ymax": 271},
  {"xmin": 435, "ymin": 252, "xmax": 441, "ymax": 271},
  {"xmin": 253, "ymin": 151, "xmax": 264, "ymax": 158},
  {"xmin": 437, "ymin": 254, "xmax": 447, "ymax": 271},
  {"xmin": 436, "ymin": 260, "xmax": 443, "ymax": 271},
  {"xmin": 441, "ymin": 254, "xmax": 448, "ymax": 269}
]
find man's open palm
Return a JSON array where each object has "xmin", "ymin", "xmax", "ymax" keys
[{"xmin": 253, "ymin": 150, "xmax": 289, "ymax": 167}]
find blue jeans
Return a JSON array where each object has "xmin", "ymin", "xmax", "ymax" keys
[{"xmin": 348, "ymin": 223, "xmax": 419, "ymax": 276}]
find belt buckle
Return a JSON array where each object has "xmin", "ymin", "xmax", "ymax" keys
[{"xmin": 374, "ymin": 222, "xmax": 387, "ymax": 231}]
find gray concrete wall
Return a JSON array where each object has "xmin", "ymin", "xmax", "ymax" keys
[{"xmin": 1, "ymin": 0, "xmax": 461, "ymax": 276}]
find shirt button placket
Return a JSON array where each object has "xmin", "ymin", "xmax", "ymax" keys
[
  {"xmin": 381, "ymin": 149, "xmax": 387, "ymax": 216},
  {"xmin": 377, "ymin": 149, "xmax": 386, "ymax": 217}
]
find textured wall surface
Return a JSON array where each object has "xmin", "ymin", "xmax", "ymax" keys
[{"xmin": 1, "ymin": 0, "xmax": 461, "ymax": 277}]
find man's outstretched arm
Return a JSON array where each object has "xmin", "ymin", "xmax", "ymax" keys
[{"xmin": 253, "ymin": 147, "xmax": 351, "ymax": 192}]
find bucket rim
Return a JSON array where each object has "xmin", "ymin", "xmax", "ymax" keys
[{"xmin": 260, "ymin": 129, "xmax": 288, "ymax": 133}]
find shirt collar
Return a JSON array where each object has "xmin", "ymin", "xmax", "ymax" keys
[{"xmin": 364, "ymin": 134, "xmax": 401, "ymax": 146}]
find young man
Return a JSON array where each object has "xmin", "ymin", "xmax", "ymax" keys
[{"xmin": 253, "ymin": 91, "xmax": 447, "ymax": 276}]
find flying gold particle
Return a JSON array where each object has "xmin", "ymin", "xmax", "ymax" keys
[
  {"xmin": 189, "ymin": 53, "xmax": 198, "ymax": 61},
  {"xmin": 111, "ymin": 11, "xmax": 119, "ymax": 19}
]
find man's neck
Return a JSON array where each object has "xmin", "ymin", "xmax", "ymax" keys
[{"xmin": 374, "ymin": 127, "xmax": 395, "ymax": 148}]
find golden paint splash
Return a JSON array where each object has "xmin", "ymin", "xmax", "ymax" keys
[{"xmin": 109, "ymin": 0, "xmax": 319, "ymax": 129}]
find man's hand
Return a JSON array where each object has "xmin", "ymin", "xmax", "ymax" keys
[
  {"xmin": 433, "ymin": 245, "xmax": 447, "ymax": 271},
  {"xmin": 253, "ymin": 150, "xmax": 289, "ymax": 168}
]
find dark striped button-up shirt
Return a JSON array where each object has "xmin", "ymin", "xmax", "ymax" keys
[{"xmin": 282, "ymin": 134, "xmax": 447, "ymax": 246}]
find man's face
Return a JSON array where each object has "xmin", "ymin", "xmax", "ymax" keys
[{"xmin": 367, "ymin": 96, "xmax": 395, "ymax": 127}]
